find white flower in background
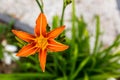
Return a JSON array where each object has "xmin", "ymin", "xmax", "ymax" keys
[
  {"xmin": 3, "ymin": 52, "xmax": 13, "ymax": 65},
  {"xmin": 1, "ymin": 39, "xmax": 19, "ymax": 65},
  {"xmin": 5, "ymin": 44, "xmax": 17, "ymax": 52},
  {"xmin": 107, "ymin": 77, "xmax": 116, "ymax": 80}
]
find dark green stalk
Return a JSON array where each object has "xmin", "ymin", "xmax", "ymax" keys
[
  {"xmin": 60, "ymin": 4, "xmax": 66, "ymax": 26},
  {"xmin": 36, "ymin": 0, "xmax": 51, "ymax": 32},
  {"xmin": 59, "ymin": 0, "xmax": 72, "ymax": 41},
  {"xmin": 36, "ymin": 0, "xmax": 44, "ymax": 13},
  {"xmin": 60, "ymin": 0, "xmax": 72, "ymax": 26}
]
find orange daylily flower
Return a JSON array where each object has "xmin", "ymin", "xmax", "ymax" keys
[{"xmin": 12, "ymin": 13, "xmax": 69, "ymax": 72}]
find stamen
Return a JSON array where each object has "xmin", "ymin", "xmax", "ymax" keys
[{"xmin": 35, "ymin": 36, "xmax": 48, "ymax": 49}]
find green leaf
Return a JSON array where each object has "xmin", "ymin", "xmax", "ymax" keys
[
  {"xmin": 15, "ymin": 37, "xmax": 27, "ymax": 47},
  {"xmin": 98, "ymin": 35, "xmax": 120, "ymax": 58},
  {"xmin": 76, "ymin": 17, "xmax": 90, "ymax": 53},
  {"xmin": 70, "ymin": 44, "xmax": 78, "ymax": 76},
  {"xmin": 77, "ymin": 16, "xmax": 87, "ymax": 38},
  {"xmin": 90, "ymin": 73, "xmax": 119, "ymax": 80},
  {"xmin": 0, "ymin": 73, "xmax": 55, "ymax": 80},
  {"xmin": 71, "ymin": 56, "xmax": 90, "ymax": 79},
  {"xmin": 93, "ymin": 15, "xmax": 100, "ymax": 55},
  {"xmin": 52, "ymin": 15, "xmax": 60, "ymax": 29}
]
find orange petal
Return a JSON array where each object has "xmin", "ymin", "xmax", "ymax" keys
[
  {"xmin": 12, "ymin": 30, "xmax": 35, "ymax": 42},
  {"xmin": 16, "ymin": 43, "xmax": 38, "ymax": 57},
  {"xmin": 47, "ymin": 39, "xmax": 69, "ymax": 52},
  {"xmin": 47, "ymin": 26, "xmax": 65, "ymax": 39},
  {"xmin": 39, "ymin": 49, "xmax": 47, "ymax": 72},
  {"xmin": 34, "ymin": 13, "xmax": 47, "ymax": 36}
]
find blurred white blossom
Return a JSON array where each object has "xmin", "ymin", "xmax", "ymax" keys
[
  {"xmin": 1, "ymin": 39, "xmax": 19, "ymax": 65},
  {"xmin": 3, "ymin": 52, "xmax": 12, "ymax": 65},
  {"xmin": 5, "ymin": 44, "xmax": 17, "ymax": 52}
]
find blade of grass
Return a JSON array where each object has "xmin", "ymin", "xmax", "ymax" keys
[
  {"xmin": 70, "ymin": 44, "xmax": 78, "ymax": 76},
  {"xmin": 92, "ymin": 15, "xmax": 100, "ymax": 55},
  {"xmin": 71, "ymin": 56, "xmax": 90, "ymax": 79},
  {"xmin": 89, "ymin": 73, "xmax": 119, "ymax": 80},
  {"xmin": 98, "ymin": 35, "xmax": 120, "ymax": 58}
]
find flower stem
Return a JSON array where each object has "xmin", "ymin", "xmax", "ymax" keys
[
  {"xmin": 60, "ymin": 4, "xmax": 66, "ymax": 26},
  {"xmin": 60, "ymin": 0, "xmax": 72, "ymax": 26},
  {"xmin": 36, "ymin": 0, "xmax": 44, "ymax": 13},
  {"xmin": 71, "ymin": 0, "xmax": 76, "ymax": 43}
]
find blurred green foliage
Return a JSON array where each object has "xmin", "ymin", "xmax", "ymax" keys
[
  {"xmin": 1, "ymin": 0, "xmax": 120, "ymax": 80},
  {"xmin": 0, "ymin": 22, "xmax": 17, "ymax": 59},
  {"xmin": 0, "ymin": 22, "xmax": 16, "ymax": 44}
]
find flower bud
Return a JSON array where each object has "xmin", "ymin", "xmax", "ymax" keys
[{"xmin": 64, "ymin": 0, "xmax": 72, "ymax": 7}]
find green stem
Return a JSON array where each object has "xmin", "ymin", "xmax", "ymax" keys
[
  {"xmin": 60, "ymin": 4, "xmax": 66, "ymax": 26},
  {"xmin": 36, "ymin": 0, "xmax": 44, "ymax": 13},
  {"xmin": 60, "ymin": 0, "xmax": 72, "ymax": 26},
  {"xmin": 71, "ymin": 0, "xmax": 76, "ymax": 44}
]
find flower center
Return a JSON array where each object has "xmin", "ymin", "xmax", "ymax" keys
[{"xmin": 35, "ymin": 35, "xmax": 48, "ymax": 49}]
